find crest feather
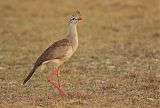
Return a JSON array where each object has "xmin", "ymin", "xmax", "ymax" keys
[{"xmin": 72, "ymin": 10, "xmax": 81, "ymax": 17}]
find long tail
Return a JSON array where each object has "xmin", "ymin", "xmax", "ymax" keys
[{"xmin": 23, "ymin": 67, "xmax": 36, "ymax": 84}]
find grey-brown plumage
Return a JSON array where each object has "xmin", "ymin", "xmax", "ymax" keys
[{"xmin": 23, "ymin": 11, "xmax": 82, "ymax": 84}]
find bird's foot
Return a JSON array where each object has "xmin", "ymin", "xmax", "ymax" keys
[
  {"xmin": 56, "ymin": 88, "xmax": 66, "ymax": 96},
  {"xmin": 49, "ymin": 87, "xmax": 65, "ymax": 96}
]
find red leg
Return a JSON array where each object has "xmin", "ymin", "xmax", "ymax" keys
[
  {"xmin": 57, "ymin": 66, "xmax": 63, "ymax": 96},
  {"xmin": 48, "ymin": 68, "xmax": 55, "ymax": 80},
  {"xmin": 48, "ymin": 68, "xmax": 55, "ymax": 94},
  {"xmin": 47, "ymin": 67, "xmax": 63, "ymax": 94}
]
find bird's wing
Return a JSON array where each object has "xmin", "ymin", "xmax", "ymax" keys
[{"xmin": 34, "ymin": 38, "xmax": 72, "ymax": 67}]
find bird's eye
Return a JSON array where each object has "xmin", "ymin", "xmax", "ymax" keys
[{"xmin": 72, "ymin": 18, "xmax": 76, "ymax": 20}]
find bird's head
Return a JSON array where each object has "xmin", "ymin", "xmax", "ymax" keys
[{"xmin": 69, "ymin": 10, "xmax": 82, "ymax": 24}]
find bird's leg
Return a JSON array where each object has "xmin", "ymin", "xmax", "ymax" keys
[
  {"xmin": 47, "ymin": 68, "xmax": 55, "ymax": 94},
  {"xmin": 57, "ymin": 66, "xmax": 64, "ymax": 96},
  {"xmin": 57, "ymin": 66, "xmax": 61, "ymax": 88},
  {"xmin": 47, "ymin": 67, "xmax": 63, "ymax": 95},
  {"xmin": 48, "ymin": 68, "xmax": 55, "ymax": 80}
]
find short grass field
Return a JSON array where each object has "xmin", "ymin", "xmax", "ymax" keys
[{"xmin": 0, "ymin": 0, "xmax": 160, "ymax": 107}]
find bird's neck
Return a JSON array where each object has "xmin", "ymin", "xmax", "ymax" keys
[{"xmin": 67, "ymin": 23, "xmax": 78, "ymax": 47}]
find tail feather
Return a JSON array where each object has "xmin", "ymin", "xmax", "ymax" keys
[{"xmin": 23, "ymin": 67, "xmax": 36, "ymax": 84}]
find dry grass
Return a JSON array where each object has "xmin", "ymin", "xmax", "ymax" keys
[{"xmin": 0, "ymin": 0, "xmax": 160, "ymax": 107}]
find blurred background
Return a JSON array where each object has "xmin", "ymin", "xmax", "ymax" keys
[{"xmin": 0, "ymin": 0, "xmax": 160, "ymax": 107}]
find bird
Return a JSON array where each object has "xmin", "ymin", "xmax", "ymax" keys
[{"xmin": 23, "ymin": 10, "xmax": 82, "ymax": 96}]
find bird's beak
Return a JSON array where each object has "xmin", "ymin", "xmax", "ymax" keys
[{"xmin": 77, "ymin": 16, "xmax": 83, "ymax": 20}]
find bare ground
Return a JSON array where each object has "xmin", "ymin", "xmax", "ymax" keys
[{"xmin": 0, "ymin": 0, "xmax": 160, "ymax": 107}]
